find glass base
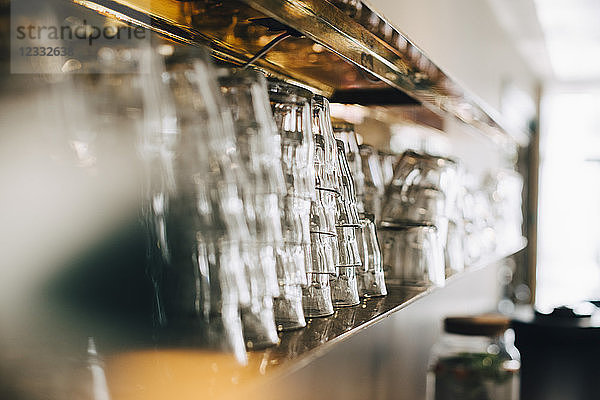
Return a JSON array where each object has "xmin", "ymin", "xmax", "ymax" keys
[
  {"xmin": 358, "ymin": 269, "xmax": 388, "ymax": 297},
  {"xmin": 273, "ymin": 285, "xmax": 306, "ymax": 331},
  {"xmin": 241, "ymin": 297, "xmax": 279, "ymax": 350},
  {"xmin": 331, "ymin": 267, "xmax": 360, "ymax": 307},
  {"xmin": 302, "ymin": 273, "xmax": 334, "ymax": 317}
]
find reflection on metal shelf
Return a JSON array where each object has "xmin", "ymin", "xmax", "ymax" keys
[
  {"xmin": 98, "ymin": 240, "xmax": 527, "ymax": 400},
  {"xmin": 72, "ymin": 0, "xmax": 529, "ymax": 145},
  {"xmin": 249, "ymin": 237, "xmax": 528, "ymax": 381}
]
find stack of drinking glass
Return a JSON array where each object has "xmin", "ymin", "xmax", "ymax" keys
[
  {"xmin": 329, "ymin": 138, "xmax": 362, "ymax": 307},
  {"xmin": 379, "ymin": 151, "xmax": 459, "ymax": 287},
  {"xmin": 140, "ymin": 47, "xmax": 253, "ymax": 363},
  {"xmin": 267, "ymin": 79, "xmax": 315, "ymax": 329},
  {"xmin": 302, "ymin": 95, "xmax": 341, "ymax": 317},
  {"xmin": 333, "ymin": 123, "xmax": 387, "ymax": 298},
  {"xmin": 218, "ymin": 69, "xmax": 286, "ymax": 348},
  {"xmin": 53, "ymin": 43, "xmax": 392, "ymax": 367}
]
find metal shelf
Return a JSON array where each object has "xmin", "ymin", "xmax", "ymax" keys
[
  {"xmin": 72, "ymin": 0, "xmax": 529, "ymax": 145},
  {"xmin": 103, "ymin": 240, "xmax": 524, "ymax": 399},
  {"xmin": 18, "ymin": 225, "xmax": 524, "ymax": 399},
  {"xmin": 255, "ymin": 237, "xmax": 527, "ymax": 381}
]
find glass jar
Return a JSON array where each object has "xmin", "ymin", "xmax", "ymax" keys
[{"xmin": 426, "ymin": 316, "xmax": 521, "ymax": 400}]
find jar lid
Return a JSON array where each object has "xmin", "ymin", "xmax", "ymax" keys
[{"xmin": 444, "ymin": 315, "xmax": 510, "ymax": 336}]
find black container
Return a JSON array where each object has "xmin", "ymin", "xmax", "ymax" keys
[{"xmin": 512, "ymin": 303, "xmax": 600, "ymax": 400}]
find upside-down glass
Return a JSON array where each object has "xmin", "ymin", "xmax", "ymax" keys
[
  {"xmin": 335, "ymin": 226, "xmax": 362, "ymax": 267},
  {"xmin": 357, "ymin": 214, "xmax": 387, "ymax": 297},
  {"xmin": 461, "ymin": 185, "xmax": 497, "ymax": 266},
  {"xmin": 359, "ymin": 144, "xmax": 385, "ymax": 221},
  {"xmin": 383, "ymin": 150, "xmax": 459, "ymax": 219},
  {"xmin": 307, "ymin": 232, "xmax": 337, "ymax": 274},
  {"xmin": 331, "ymin": 231, "xmax": 361, "ymax": 305},
  {"xmin": 335, "ymin": 140, "xmax": 361, "ymax": 227},
  {"xmin": 333, "ymin": 122, "xmax": 365, "ymax": 214},
  {"xmin": 379, "ymin": 150, "xmax": 399, "ymax": 187},
  {"xmin": 268, "ymin": 79, "xmax": 315, "ymax": 200},
  {"xmin": 310, "ymin": 189, "xmax": 337, "ymax": 236},
  {"xmin": 379, "ymin": 222, "xmax": 445, "ymax": 287},
  {"xmin": 218, "ymin": 69, "xmax": 287, "ymax": 348},
  {"xmin": 483, "ymin": 169, "xmax": 524, "ymax": 254},
  {"xmin": 330, "ymin": 140, "xmax": 362, "ymax": 307},
  {"xmin": 303, "ymin": 273, "xmax": 334, "ymax": 317},
  {"xmin": 330, "ymin": 267, "xmax": 360, "ymax": 307},
  {"xmin": 268, "ymin": 79, "xmax": 316, "ymax": 330},
  {"xmin": 130, "ymin": 47, "xmax": 251, "ymax": 362},
  {"xmin": 381, "ymin": 184, "xmax": 448, "ymax": 231},
  {"xmin": 218, "ymin": 69, "xmax": 286, "ymax": 196},
  {"xmin": 273, "ymin": 284, "xmax": 306, "ymax": 331},
  {"xmin": 312, "ymin": 95, "xmax": 340, "ymax": 191},
  {"xmin": 445, "ymin": 219, "xmax": 465, "ymax": 275}
]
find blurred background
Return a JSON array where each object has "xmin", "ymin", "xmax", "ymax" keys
[{"xmin": 1, "ymin": 0, "xmax": 599, "ymax": 399}]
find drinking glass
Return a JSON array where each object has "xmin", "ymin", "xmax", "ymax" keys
[
  {"xmin": 158, "ymin": 48, "xmax": 253, "ymax": 359},
  {"xmin": 218, "ymin": 68, "xmax": 288, "ymax": 348},
  {"xmin": 357, "ymin": 214, "xmax": 387, "ymax": 297},
  {"xmin": 310, "ymin": 191, "xmax": 337, "ymax": 235},
  {"xmin": 302, "ymin": 273, "xmax": 334, "ymax": 317},
  {"xmin": 331, "ymin": 267, "xmax": 360, "ymax": 307},
  {"xmin": 483, "ymin": 169, "xmax": 524, "ymax": 254},
  {"xmin": 312, "ymin": 95, "xmax": 340, "ymax": 192},
  {"xmin": 381, "ymin": 184, "xmax": 447, "ymax": 227},
  {"xmin": 307, "ymin": 232, "xmax": 337, "ymax": 274},
  {"xmin": 218, "ymin": 69, "xmax": 286, "ymax": 196},
  {"xmin": 268, "ymin": 79, "xmax": 318, "ymax": 330},
  {"xmin": 445, "ymin": 219, "xmax": 465, "ymax": 275},
  {"xmin": 333, "ymin": 122, "xmax": 365, "ymax": 213},
  {"xmin": 384, "ymin": 150, "xmax": 459, "ymax": 218},
  {"xmin": 379, "ymin": 150, "xmax": 399, "ymax": 187},
  {"xmin": 268, "ymin": 79, "xmax": 315, "ymax": 200},
  {"xmin": 359, "ymin": 144, "xmax": 385, "ymax": 221},
  {"xmin": 335, "ymin": 140, "xmax": 361, "ymax": 227},
  {"xmin": 335, "ymin": 226, "xmax": 362, "ymax": 267},
  {"xmin": 333, "ymin": 122, "xmax": 365, "ymax": 214},
  {"xmin": 379, "ymin": 222, "xmax": 445, "ymax": 287},
  {"xmin": 273, "ymin": 285, "xmax": 306, "ymax": 331}
]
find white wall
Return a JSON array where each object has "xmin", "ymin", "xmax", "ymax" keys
[{"xmin": 367, "ymin": 0, "xmax": 539, "ymax": 114}]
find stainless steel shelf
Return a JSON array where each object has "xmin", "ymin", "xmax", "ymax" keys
[
  {"xmin": 108, "ymin": 240, "xmax": 522, "ymax": 400},
  {"xmin": 8, "ymin": 232, "xmax": 525, "ymax": 400},
  {"xmin": 94, "ymin": 241, "xmax": 526, "ymax": 400},
  {"xmin": 72, "ymin": 0, "xmax": 529, "ymax": 145},
  {"xmin": 258, "ymin": 237, "xmax": 527, "ymax": 382}
]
